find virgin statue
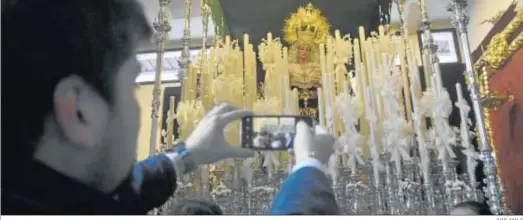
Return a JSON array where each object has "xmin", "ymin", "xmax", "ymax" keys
[{"xmin": 283, "ymin": 3, "xmax": 330, "ymax": 119}]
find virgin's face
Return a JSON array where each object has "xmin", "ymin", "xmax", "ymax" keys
[{"xmin": 298, "ymin": 46, "xmax": 311, "ymax": 61}]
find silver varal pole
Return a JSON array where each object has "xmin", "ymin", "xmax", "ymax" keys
[
  {"xmin": 149, "ymin": 0, "xmax": 172, "ymax": 157},
  {"xmin": 418, "ymin": 0, "xmax": 443, "ymax": 89},
  {"xmin": 178, "ymin": 0, "xmax": 192, "ymax": 81},
  {"xmin": 447, "ymin": 0, "xmax": 504, "ymax": 214}
]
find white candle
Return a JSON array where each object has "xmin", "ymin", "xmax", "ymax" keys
[
  {"xmin": 410, "ymin": 58, "xmax": 430, "ymax": 181},
  {"xmin": 431, "ymin": 75, "xmax": 438, "ymax": 97},
  {"xmin": 434, "ymin": 63, "xmax": 443, "ymax": 95},
  {"xmin": 456, "ymin": 83, "xmax": 476, "ymax": 182},
  {"xmin": 323, "ymin": 74, "xmax": 333, "ymax": 133},
  {"xmin": 319, "ymin": 44, "xmax": 326, "ymax": 74},
  {"xmin": 317, "ymin": 87, "xmax": 325, "ymax": 126},
  {"xmin": 280, "ymin": 76, "xmax": 287, "ymax": 113},
  {"xmin": 292, "ymin": 88, "xmax": 299, "ymax": 114},
  {"xmin": 284, "ymin": 80, "xmax": 291, "ymax": 114},
  {"xmin": 364, "ymin": 87, "xmax": 381, "ymax": 185},
  {"xmin": 455, "ymin": 83, "xmax": 470, "ymax": 145}
]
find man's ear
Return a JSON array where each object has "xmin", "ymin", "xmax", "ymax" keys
[{"xmin": 53, "ymin": 75, "xmax": 110, "ymax": 148}]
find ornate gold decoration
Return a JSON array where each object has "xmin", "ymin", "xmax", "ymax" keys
[
  {"xmin": 298, "ymin": 89, "xmax": 317, "ymax": 100},
  {"xmin": 480, "ymin": 93, "xmax": 515, "ymax": 109},
  {"xmin": 474, "ymin": 9, "xmax": 523, "ymax": 77},
  {"xmin": 288, "ymin": 62, "xmax": 322, "ymax": 88},
  {"xmin": 299, "ymin": 107, "xmax": 318, "ymax": 118},
  {"xmin": 283, "ymin": 3, "xmax": 330, "ymax": 45}
]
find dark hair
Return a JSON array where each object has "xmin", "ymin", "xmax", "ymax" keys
[
  {"xmin": 172, "ymin": 198, "xmax": 223, "ymax": 215},
  {"xmin": 453, "ymin": 201, "xmax": 492, "ymax": 215},
  {"xmin": 1, "ymin": 0, "xmax": 152, "ymax": 177}
]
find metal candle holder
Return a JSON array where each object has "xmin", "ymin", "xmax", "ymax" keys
[{"xmin": 447, "ymin": 0, "xmax": 504, "ymax": 215}]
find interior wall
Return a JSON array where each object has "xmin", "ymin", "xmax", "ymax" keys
[
  {"xmin": 467, "ymin": 0, "xmax": 515, "ymax": 50},
  {"xmin": 135, "ymin": 82, "xmax": 180, "ymax": 160}
]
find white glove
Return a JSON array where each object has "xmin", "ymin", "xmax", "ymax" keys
[
  {"xmin": 293, "ymin": 121, "xmax": 335, "ymax": 165},
  {"xmin": 185, "ymin": 103, "xmax": 254, "ymax": 165}
]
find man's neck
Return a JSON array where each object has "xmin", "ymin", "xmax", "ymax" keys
[{"xmin": 34, "ymin": 132, "xmax": 115, "ymax": 193}]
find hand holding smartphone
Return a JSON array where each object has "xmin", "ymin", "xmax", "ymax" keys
[{"xmin": 240, "ymin": 115, "xmax": 314, "ymax": 151}]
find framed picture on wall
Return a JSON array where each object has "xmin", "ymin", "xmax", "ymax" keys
[{"xmin": 417, "ymin": 28, "xmax": 461, "ymax": 63}]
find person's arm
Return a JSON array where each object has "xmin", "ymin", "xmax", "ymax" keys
[
  {"xmin": 269, "ymin": 159, "xmax": 339, "ymax": 215},
  {"xmin": 128, "ymin": 153, "xmax": 178, "ymax": 211},
  {"xmin": 127, "ymin": 143, "xmax": 197, "ymax": 212}
]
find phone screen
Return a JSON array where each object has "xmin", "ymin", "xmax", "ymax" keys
[{"xmin": 241, "ymin": 115, "xmax": 314, "ymax": 150}]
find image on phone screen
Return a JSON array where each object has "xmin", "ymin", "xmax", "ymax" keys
[{"xmin": 241, "ymin": 115, "xmax": 313, "ymax": 150}]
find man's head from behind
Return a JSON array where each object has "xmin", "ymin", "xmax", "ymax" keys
[
  {"xmin": 2, "ymin": 0, "xmax": 152, "ymax": 193},
  {"xmin": 171, "ymin": 198, "xmax": 223, "ymax": 215},
  {"xmin": 450, "ymin": 201, "xmax": 492, "ymax": 215}
]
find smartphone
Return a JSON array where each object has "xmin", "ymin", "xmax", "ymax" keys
[{"xmin": 240, "ymin": 115, "xmax": 314, "ymax": 150}]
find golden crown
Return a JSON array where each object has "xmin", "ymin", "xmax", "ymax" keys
[{"xmin": 283, "ymin": 3, "xmax": 330, "ymax": 45}]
